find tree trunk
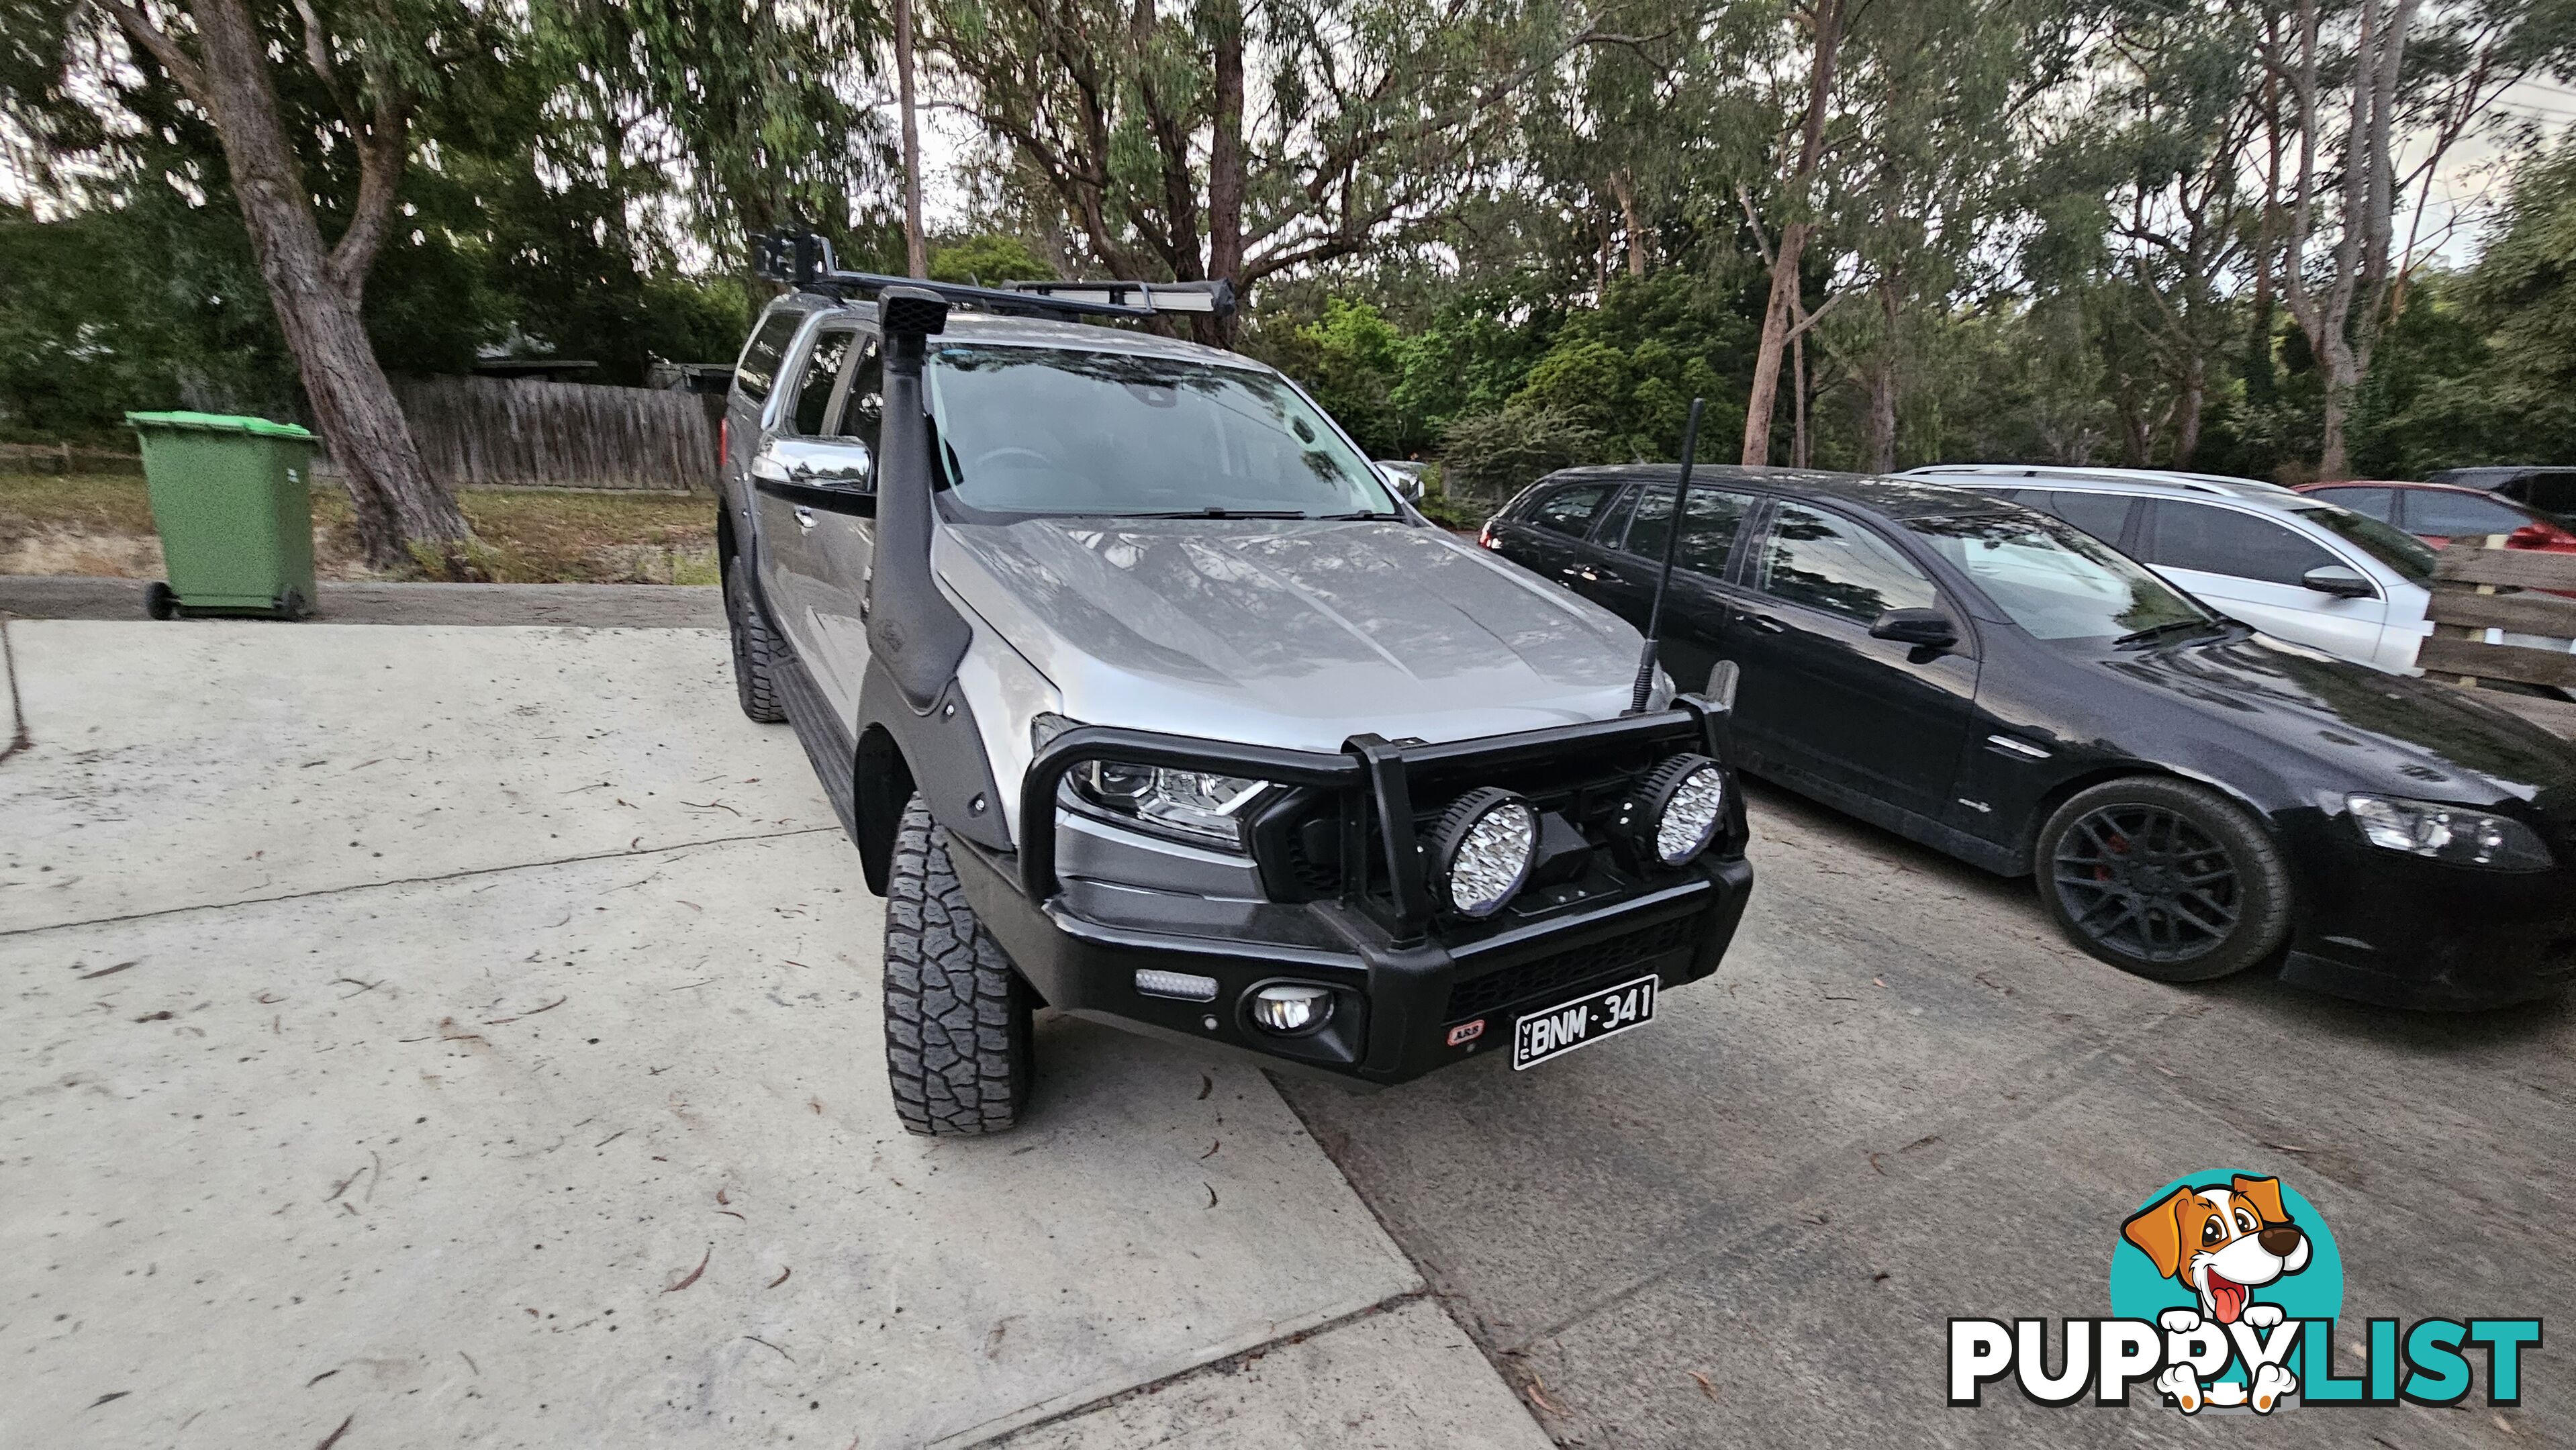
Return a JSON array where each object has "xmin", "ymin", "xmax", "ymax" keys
[
  {"xmin": 1860, "ymin": 279, "xmax": 1899, "ymax": 473},
  {"xmin": 1742, "ymin": 0, "xmax": 1844, "ymax": 467},
  {"xmin": 115, "ymin": 0, "xmax": 467, "ymax": 572},
  {"xmin": 1610, "ymin": 171, "xmax": 1646, "ymax": 277},
  {"xmin": 1791, "ymin": 330, "xmax": 1809, "ymax": 469},
  {"xmin": 1204, "ymin": 0, "xmax": 1247, "ymax": 347},
  {"xmin": 2172, "ymin": 350, "xmax": 2206, "ymax": 468},
  {"xmin": 897, "ymin": 0, "xmax": 927, "ymax": 278}
]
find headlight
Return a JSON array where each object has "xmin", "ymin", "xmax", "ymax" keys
[
  {"xmin": 1621, "ymin": 753, "xmax": 1726, "ymax": 866},
  {"xmin": 1430, "ymin": 787, "xmax": 1539, "ymax": 918},
  {"xmin": 2345, "ymin": 794, "xmax": 2553, "ymax": 871},
  {"xmin": 1034, "ymin": 714, "xmax": 1272, "ymax": 849}
]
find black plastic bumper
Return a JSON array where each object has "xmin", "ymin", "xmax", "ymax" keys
[
  {"xmin": 949, "ymin": 707, "xmax": 1755, "ymax": 1083},
  {"xmin": 2279, "ymin": 824, "xmax": 2576, "ymax": 1010}
]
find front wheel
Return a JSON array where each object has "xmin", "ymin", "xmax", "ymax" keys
[
  {"xmin": 884, "ymin": 798, "xmax": 1035, "ymax": 1134},
  {"xmin": 722, "ymin": 557, "xmax": 786, "ymax": 723},
  {"xmin": 2035, "ymin": 777, "xmax": 2291, "ymax": 983}
]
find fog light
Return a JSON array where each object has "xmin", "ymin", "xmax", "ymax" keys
[
  {"xmin": 1135, "ymin": 969, "xmax": 1218, "ymax": 1002},
  {"xmin": 1249, "ymin": 983, "xmax": 1333, "ymax": 1034}
]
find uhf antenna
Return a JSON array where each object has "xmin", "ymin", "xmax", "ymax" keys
[{"xmin": 1628, "ymin": 396, "xmax": 1705, "ymax": 714}]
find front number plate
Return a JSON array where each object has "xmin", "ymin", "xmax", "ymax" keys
[{"xmin": 1511, "ymin": 974, "xmax": 1658, "ymax": 1071}]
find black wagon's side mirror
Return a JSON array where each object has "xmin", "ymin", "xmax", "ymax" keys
[
  {"xmin": 2301, "ymin": 564, "xmax": 2377, "ymax": 599},
  {"xmin": 1868, "ymin": 607, "xmax": 1958, "ymax": 648}
]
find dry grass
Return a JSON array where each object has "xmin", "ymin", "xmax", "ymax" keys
[{"xmin": 1, "ymin": 471, "xmax": 718, "ymax": 585}]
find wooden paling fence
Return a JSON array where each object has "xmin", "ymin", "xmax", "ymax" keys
[
  {"xmin": 2425, "ymin": 538, "xmax": 2576, "ymax": 736},
  {"xmin": 390, "ymin": 375, "xmax": 716, "ymax": 493},
  {"xmin": 0, "ymin": 441, "xmax": 144, "ymax": 474}
]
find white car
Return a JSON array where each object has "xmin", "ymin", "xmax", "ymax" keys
[{"xmin": 1905, "ymin": 465, "xmax": 2438, "ymax": 673}]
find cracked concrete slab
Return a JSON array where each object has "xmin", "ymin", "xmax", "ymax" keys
[
  {"xmin": 0, "ymin": 620, "xmax": 1540, "ymax": 1449},
  {"xmin": 995, "ymin": 1299, "xmax": 1554, "ymax": 1450}
]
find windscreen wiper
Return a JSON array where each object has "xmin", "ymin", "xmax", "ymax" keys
[
  {"xmin": 1310, "ymin": 510, "xmax": 1397, "ymax": 520},
  {"xmin": 2112, "ymin": 618, "xmax": 2222, "ymax": 648},
  {"xmin": 1123, "ymin": 508, "xmax": 1307, "ymax": 520}
]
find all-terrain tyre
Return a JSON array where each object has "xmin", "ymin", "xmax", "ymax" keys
[
  {"xmin": 723, "ymin": 557, "xmax": 787, "ymax": 723},
  {"xmin": 2035, "ymin": 776, "xmax": 2293, "ymax": 983},
  {"xmin": 884, "ymin": 798, "xmax": 1035, "ymax": 1134}
]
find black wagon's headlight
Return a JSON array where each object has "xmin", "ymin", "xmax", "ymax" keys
[
  {"xmin": 1034, "ymin": 714, "xmax": 1272, "ymax": 849},
  {"xmin": 1430, "ymin": 787, "xmax": 1539, "ymax": 918},
  {"xmin": 2346, "ymin": 793, "xmax": 2553, "ymax": 871},
  {"xmin": 1619, "ymin": 753, "xmax": 1728, "ymax": 866}
]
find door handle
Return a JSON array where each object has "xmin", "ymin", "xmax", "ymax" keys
[
  {"xmin": 793, "ymin": 505, "xmax": 818, "ymax": 531},
  {"xmin": 1746, "ymin": 613, "xmax": 1786, "ymax": 634}
]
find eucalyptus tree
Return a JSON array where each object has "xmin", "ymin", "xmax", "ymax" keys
[
  {"xmin": 14, "ymin": 0, "xmax": 510, "ymax": 568},
  {"xmin": 927, "ymin": 0, "xmax": 1625, "ymax": 344}
]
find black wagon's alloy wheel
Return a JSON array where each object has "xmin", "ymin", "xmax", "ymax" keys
[
  {"xmin": 2036, "ymin": 778, "xmax": 2291, "ymax": 983},
  {"xmin": 722, "ymin": 559, "xmax": 786, "ymax": 724}
]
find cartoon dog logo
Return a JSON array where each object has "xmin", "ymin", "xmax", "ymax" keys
[{"xmin": 2121, "ymin": 1173, "xmax": 2312, "ymax": 1412}]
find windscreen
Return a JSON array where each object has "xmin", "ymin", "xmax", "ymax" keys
[
  {"xmin": 924, "ymin": 345, "xmax": 1396, "ymax": 518},
  {"xmin": 1906, "ymin": 512, "xmax": 2212, "ymax": 641},
  {"xmin": 2291, "ymin": 503, "xmax": 2436, "ymax": 581}
]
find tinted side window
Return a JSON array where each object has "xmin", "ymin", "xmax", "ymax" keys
[
  {"xmin": 792, "ymin": 330, "xmax": 856, "ymax": 436},
  {"xmin": 735, "ymin": 311, "xmax": 804, "ymax": 403},
  {"xmin": 2307, "ymin": 485, "xmax": 2395, "ymax": 523},
  {"xmin": 2036, "ymin": 490, "xmax": 2134, "ymax": 545},
  {"xmin": 1752, "ymin": 504, "xmax": 1936, "ymax": 622},
  {"xmin": 1529, "ymin": 483, "xmax": 1615, "ymax": 536},
  {"xmin": 835, "ymin": 340, "xmax": 886, "ymax": 484},
  {"xmin": 2404, "ymin": 489, "xmax": 2528, "ymax": 538},
  {"xmin": 2508, "ymin": 472, "xmax": 2576, "ymax": 516},
  {"xmin": 2142, "ymin": 501, "xmax": 2336, "ymax": 585},
  {"xmin": 1621, "ymin": 484, "xmax": 1753, "ymax": 576}
]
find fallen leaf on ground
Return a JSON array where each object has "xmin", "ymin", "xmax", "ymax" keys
[
  {"xmin": 315, "ymin": 1412, "xmax": 354, "ymax": 1450},
  {"xmin": 1204, "ymin": 1181, "xmax": 1219, "ymax": 1208},
  {"xmin": 1527, "ymin": 1378, "xmax": 1565, "ymax": 1415},
  {"xmin": 744, "ymin": 1335, "xmax": 794, "ymax": 1362},
  {"xmin": 79, "ymin": 961, "xmax": 138, "ymax": 980},
  {"xmin": 767, "ymin": 1267, "xmax": 791, "ymax": 1288},
  {"xmin": 1688, "ymin": 1370, "xmax": 1718, "ymax": 1401},
  {"xmin": 88, "ymin": 1392, "xmax": 130, "ymax": 1408},
  {"xmin": 664, "ymin": 1245, "xmax": 710, "ymax": 1292},
  {"xmin": 1196, "ymin": 1074, "xmax": 1212, "ymax": 1101}
]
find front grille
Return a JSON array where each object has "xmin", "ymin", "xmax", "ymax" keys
[{"xmin": 1445, "ymin": 914, "xmax": 1701, "ymax": 1020}]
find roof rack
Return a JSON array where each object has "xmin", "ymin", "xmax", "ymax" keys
[{"xmin": 751, "ymin": 230, "xmax": 1233, "ymax": 323}]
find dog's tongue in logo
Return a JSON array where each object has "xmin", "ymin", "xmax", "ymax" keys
[{"xmin": 2207, "ymin": 1273, "xmax": 2248, "ymax": 1324}]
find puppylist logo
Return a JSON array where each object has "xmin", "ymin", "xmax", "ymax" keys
[{"xmin": 1948, "ymin": 1171, "xmax": 2542, "ymax": 1415}]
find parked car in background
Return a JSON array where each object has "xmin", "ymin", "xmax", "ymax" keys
[
  {"xmin": 2295, "ymin": 479, "xmax": 2576, "ymax": 551},
  {"xmin": 1905, "ymin": 465, "xmax": 2438, "ymax": 673},
  {"xmin": 2426, "ymin": 465, "xmax": 2576, "ymax": 518},
  {"xmin": 1482, "ymin": 465, "xmax": 2576, "ymax": 1008}
]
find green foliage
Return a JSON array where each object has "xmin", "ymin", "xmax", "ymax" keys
[
  {"xmin": 1437, "ymin": 407, "xmax": 1602, "ymax": 504},
  {"xmin": 929, "ymin": 234, "xmax": 1059, "ymax": 286}
]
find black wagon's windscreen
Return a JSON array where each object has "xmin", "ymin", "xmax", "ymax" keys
[{"xmin": 924, "ymin": 345, "xmax": 1396, "ymax": 518}]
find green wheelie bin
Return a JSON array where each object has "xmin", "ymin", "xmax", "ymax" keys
[{"xmin": 127, "ymin": 411, "xmax": 320, "ymax": 620}]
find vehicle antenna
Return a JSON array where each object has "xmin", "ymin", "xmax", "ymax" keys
[{"xmin": 1629, "ymin": 396, "xmax": 1704, "ymax": 714}]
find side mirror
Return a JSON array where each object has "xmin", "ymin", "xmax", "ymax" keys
[
  {"xmin": 1703, "ymin": 659, "xmax": 1740, "ymax": 715},
  {"xmin": 804, "ymin": 440, "xmax": 873, "ymax": 487},
  {"xmin": 1868, "ymin": 607, "xmax": 1957, "ymax": 648},
  {"xmin": 2301, "ymin": 564, "xmax": 2375, "ymax": 599}
]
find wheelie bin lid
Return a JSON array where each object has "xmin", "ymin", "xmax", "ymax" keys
[{"xmin": 125, "ymin": 410, "xmax": 316, "ymax": 440}]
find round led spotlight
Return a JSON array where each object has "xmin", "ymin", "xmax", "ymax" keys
[
  {"xmin": 1626, "ymin": 753, "xmax": 1727, "ymax": 866},
  {"xmin": 1249, "ymin": 983, "xmax": 1333, "ymax": 1034},
  {"xmin": 1431, "ymin": 787, "xmax": 1539, "ymax": 918}
]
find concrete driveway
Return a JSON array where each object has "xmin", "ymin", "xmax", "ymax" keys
[
  {"xmin": 1281, "ymin": 781, "xmax": 2572, "ymax": 1447},
  {"xmin": 0, "ymin": 620, "xmax": 1548, "ymax": 1449}
]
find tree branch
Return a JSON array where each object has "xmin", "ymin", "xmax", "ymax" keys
[{"xmin": 99, "ymin": 0, "xmax": 210, "ymax": 107}]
